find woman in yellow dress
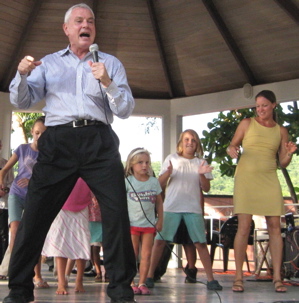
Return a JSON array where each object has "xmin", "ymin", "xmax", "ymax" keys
[{"xmin": 226, "ymin": 90, "xmax": 297, "ymax": 293}]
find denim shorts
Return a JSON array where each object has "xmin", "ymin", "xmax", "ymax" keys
[
  {"xmin": 155, "ymin": 212, "xmax": 207, "ymax": 243},
  {"xmin": 8, "ymin": 194, "xmax": 25, "ymax": 223}
]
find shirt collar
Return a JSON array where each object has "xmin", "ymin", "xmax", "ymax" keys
[{"xmin": 59, "ymin": 45, "xmax": 104, "ymax": 60}]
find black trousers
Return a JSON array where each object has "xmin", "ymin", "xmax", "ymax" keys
[
  {"xmin": 0, "ymin": 208, "xmax": 9, "ymax": 263},
  {"xmin": 8, "ymin": 124, "xmax": 136, "ymax": 300}
]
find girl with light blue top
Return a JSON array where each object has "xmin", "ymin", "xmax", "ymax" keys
[{"xmin": 124, "ymin": 148, "xmax": 163, "ymax": 296}]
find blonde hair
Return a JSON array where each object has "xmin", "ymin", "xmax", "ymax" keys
[
  {"xmin": 177, "ymin": 129, "xmax": 204, "ymax": 157},
  {"xmin": 124, "ymin": 148, "xmax": 152, "ymax": 177}
]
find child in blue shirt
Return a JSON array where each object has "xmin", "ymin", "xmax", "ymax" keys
[{"xmin": 124, "ymin": 148, "xmax": 163, "ymax": 295}]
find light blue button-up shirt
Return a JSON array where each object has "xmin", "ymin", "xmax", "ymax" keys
[{"xmin": 9, "ymin": 46, "xmax": 135, "ymax": 126}]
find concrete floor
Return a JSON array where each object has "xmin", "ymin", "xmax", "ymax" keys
[{"xmin": 0, "ymin": 264, "xmax": 299, "ymax": 303}]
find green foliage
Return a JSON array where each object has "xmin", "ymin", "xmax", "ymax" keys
[
  {"xmin": 201, "ymin": 102, "xmax": 299, "ymax": 201},
  {"xmin": 201, "ymin": 108, "xmax": 255, "ymax": 177},
  {"xmin": 277, "ymin": 155, "xmax": 299, "ymax": 196},
  {"xmin": 276, "ymin": 103, "xmax": 299, "ymax": 142},
  {"xmin": 201, "ymin": 103, "xmax": 299, "ymax": 178},
  {"xmin": 209, "ymin": 156, "xmax": 299, "ymax": 196},
  {"xmin": 208, "ymin": 162, "xmax": 234, "ymax": 194},
  {"xmin": 13, "ymin": 112, "xmax": 44, "ymax": 141},
  {"xmin": 151, "ymin": 161, "xmax": 161, "ymax": 178}
]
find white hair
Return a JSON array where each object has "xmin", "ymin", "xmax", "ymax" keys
[{"xmin": 64, "ymin": 3, "xmax": 95, "ymax": 23}]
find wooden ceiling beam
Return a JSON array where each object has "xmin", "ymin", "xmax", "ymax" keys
[
  {"xmin": 146, "ymin": 0, "xmax": 175, "ymax": 98},
  {"xmin": 91, "ymin": 0, "xmax": 99, "ymax": 20},
  {"xmin": 0, "ymin": 0, "xmax": 44, "ymax": 92},
  {"xmin": 202, "ymin": 0, "xmax": 258, "ymax": 85},
  {"xmin": 274, "ymin": 0, "xmax": 299, "ymax": 24}
]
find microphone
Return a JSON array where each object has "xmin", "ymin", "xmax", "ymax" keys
[{"xmin": 89, "ymin": 43, "xmax": 99, "ymax": 62}]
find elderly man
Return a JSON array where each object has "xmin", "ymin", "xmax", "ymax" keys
[{"xmin": 2, "ymin": 3, "xmax": 136, "ymax": 303}]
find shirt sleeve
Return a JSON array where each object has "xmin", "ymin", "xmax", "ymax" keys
[
  {"xmin": 9, "ymin": 64, "xmax": 46, "ymax": 110},
  {"xmin": 104, "ymin": 60, "xmax": 135, "ymax": 119}
]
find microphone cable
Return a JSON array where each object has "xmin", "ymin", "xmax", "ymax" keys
[
  {"xmin": 125, "ymin": 175, "xmax": 222, "ymax": 303},
  {"xmin": 92, "ymin": 50, "xmax": 220, "ymax": 300}
]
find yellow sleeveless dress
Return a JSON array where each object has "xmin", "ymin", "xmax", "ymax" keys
[{"xmin": 233, "ymin": 118, "xmax": 284, "ymax": 216}]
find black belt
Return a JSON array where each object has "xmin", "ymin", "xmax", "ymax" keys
[{"xmin": 61, "ymin": 119, "xmax": 105, "ymax": 128}]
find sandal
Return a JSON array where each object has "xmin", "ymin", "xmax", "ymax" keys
[
  {"xmin": 232, "ymin": 280, "xmax": 244, "ymax": 292},
  {"xmin": 131, "ymin": 285, "xmax": 141, "ymax": 295},
  {"xmin": 138, "ymin": 284, "xmax": 150, "ymax": 295},
  {"xmin": 273, "ymin": 280, "xmax": 287, "ymax": 293},
  {"xmin": 34, "ymin": 279, "xmax": 50, "ymax": 288}
]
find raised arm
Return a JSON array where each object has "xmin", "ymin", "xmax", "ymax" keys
[
  {"xmin": 9, "ymin": 56, "xmax": 43, "ymax": 110},
  {"xmin": 278, "ymin": 126, "xmax": 297, "ymax": 168},
  {"xmin": 198, "ymin": 161, "xmax": 213, "ymax": 193},
  {"xmin": 0, "ymin": 153, "xmax": 18, "ymax": 197},
  {"xmin": 226, "ymin": 118, "xmax": 251, "ymax": 158},
  {"xmin": 88, "ymin": 57, "xmax": 135, "ymax": 119}
]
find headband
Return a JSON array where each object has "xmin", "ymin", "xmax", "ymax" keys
[{"xmin": 130, "ymin": 148, "xmax": 150, "ymax": 159}]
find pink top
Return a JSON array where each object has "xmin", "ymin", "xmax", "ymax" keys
[{"xmin": 62, "ymin": 178, "xmax": 92, "ymax": 212}]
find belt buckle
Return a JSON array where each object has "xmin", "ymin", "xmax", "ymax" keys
[{"xmin": 72, "ymin": 120, "xmax": 87, "ymax": 128}]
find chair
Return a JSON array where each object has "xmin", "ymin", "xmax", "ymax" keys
[
  {"xmin": 205, "ymin": 217, "xmax": 221, "ymax": 245},
  {"xmin": 210, "ymin": 216, "xmax": 255, "ymax": 272}
]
